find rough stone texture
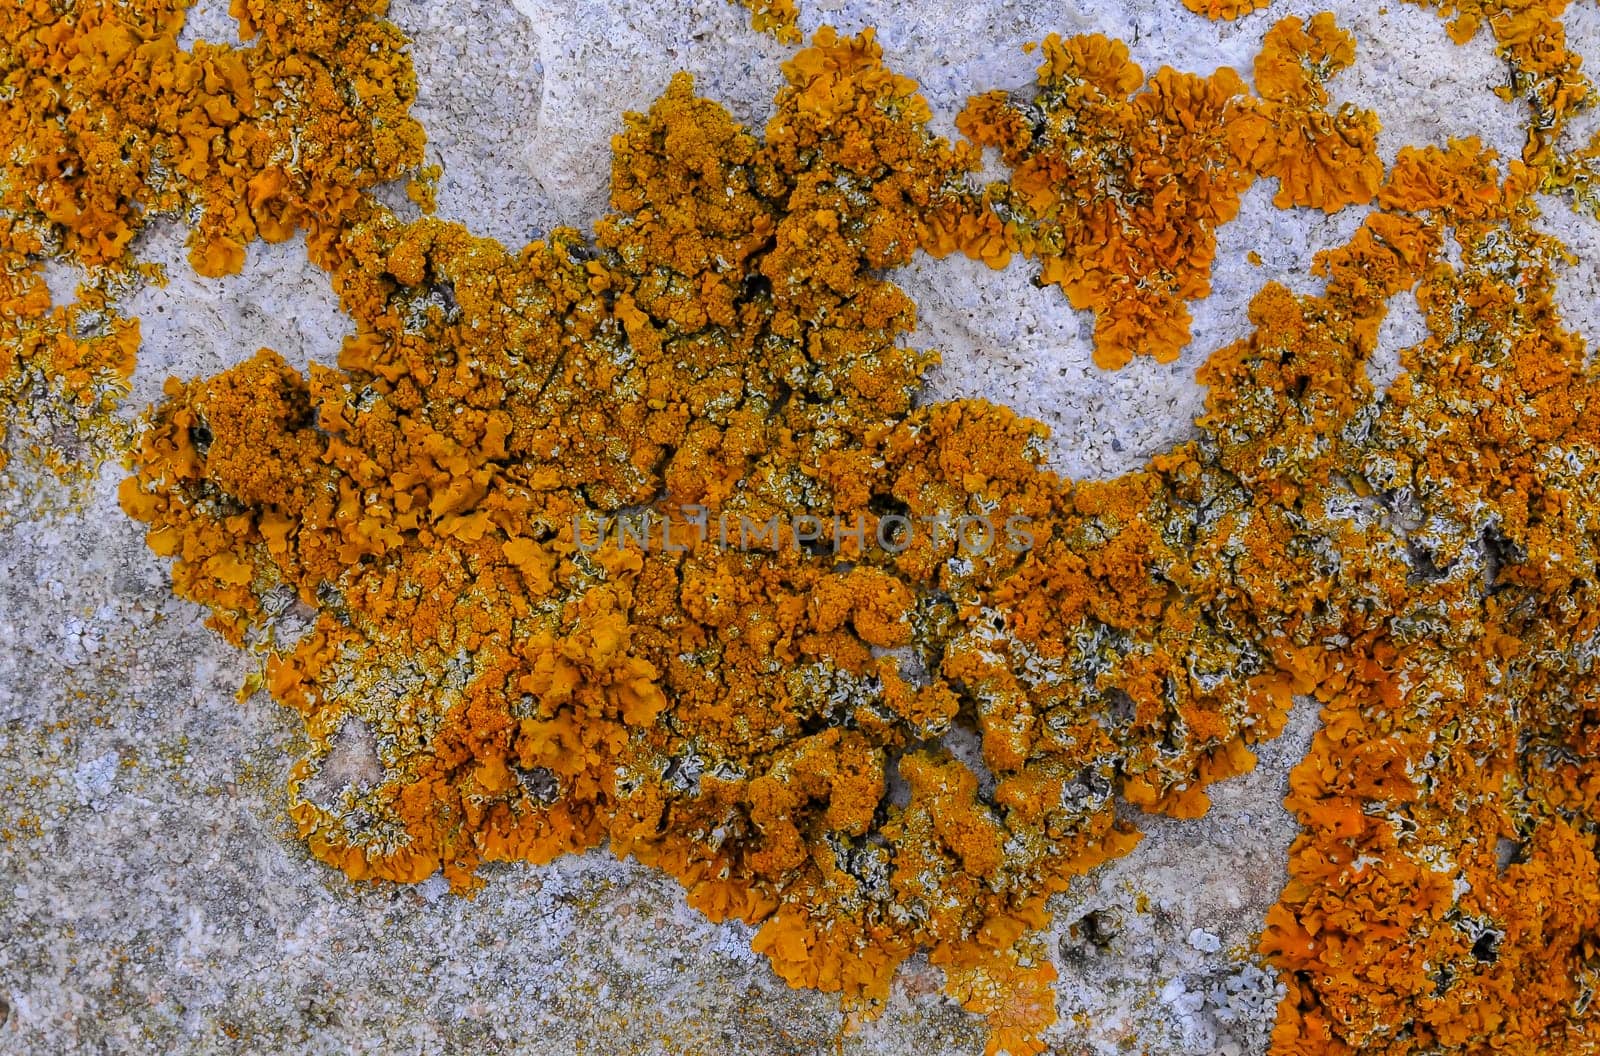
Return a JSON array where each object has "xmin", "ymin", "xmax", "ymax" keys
[
  {"xmin": 3, "ymin": 2, "xmax": 1599, "ymax": 1054},
  {"xmin": 119, "ymin": 222, "xmax": 351, "ymax": 410}
]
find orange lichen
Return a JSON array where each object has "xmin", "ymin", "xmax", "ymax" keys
[
  {"xmin": 957, "ymin": 34, "xmax": 1257, "ymax": 367},
  {"xmin": 0, "ymin": 0, "xmax": 424, "ymax": 275},
  {"xmin": 0, "ymin": 263, "xmax": 138, "ymax": 508},
  {"xmin": 939, "ymin": 941, "xmax": 1060, "ymax": 1056},
  {"xmin": 9, "ymin": 3, "xmax": 1600, "ymax": 1054},
  {"xmin": 954, "ymin": 16, "xmax": 1377, "ymax": 368},
  {"xmin": 1255, "ymin": 136, "xmax": 1600, "ymax": 1053},
  {"xmin": 1412, "ymin": 0, "xmax": 1593, "ymax": 163},
  {"xmin": 0, "ymin": 0, "xmax": 427, "ymax": 489},
  {"xmin": 728, "ymin": 0, "xmax": 803, "ymax": 43},
  {"xmin": 1182, "ymin": 0, "xmax": 1275, "ymax": 20},
  {"xmin": 111, "ymin": 24, "xmax": 1360, "ymax": 1051},
  {"xmin": 1233, "ymin": 13, "xmax": 1384, "ymax": 211}
]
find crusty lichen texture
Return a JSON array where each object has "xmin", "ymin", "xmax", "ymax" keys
[
  {"xmin": 6, "ymin": 1, "xmax": 1600, "ymax": 1054},
  {"xmin": 727, "ymin": 0, "xmax": 802, "ymax": 42},
  {"xmin": 954, "ymin": 17, "xmax": 1382, "ymax": 369},
  {"xmin": 0, "ymin": 0, "xmax": 425, "ymax": 492}
]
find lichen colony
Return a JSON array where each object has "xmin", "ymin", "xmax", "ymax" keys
[{"xmin": 5, "ymin": 0, "xmax": 1600, "ymax": 1052}]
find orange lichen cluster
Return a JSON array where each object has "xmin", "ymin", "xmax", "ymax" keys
[
  {"xmin": 1234, "ymin": 13, "xmax": 1384, "ymax": 212},
  {"xmin": 727, "ymin": 0, "xmax": 803, "ymax": 43},
  {"xmin": 954, "ymin": 17, "xmax": 1380, "ymax": 368},
  {"xmin": 1249, "ymin": 137, "xmax": 1600, "ymax": 1054},
  {"xmin": 0, "ymin": 265, "xmax": 137, "ymax": 496},
  {"xmin": 0, "ymin": 0, "xmax": 426, "ymax": 485},
  {"xmin": 955, "ymin": 34, "xmax": 1256, "ymax": 368},
  {"xmin": 10, "ymin": 2, "xmax": 1600, "ymax": 1054},
  {"xmin": 1182, "ymin": 0, "xmax": 1275, "ymax": 21},
  {"xmin": 1383, "ymin": 0, "xmax": 1600, "ymax": 315},
  {"xmin": 116, "ymin": 24, "xmax": 1347, "ymax": 1053},
  {"xmin": 1406, "ymin": 0, "xmax": 1599, "ymax": 199},
  {"xmin": 0, "ymin": 0, "xmax": 423, "ymax": 276}
]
